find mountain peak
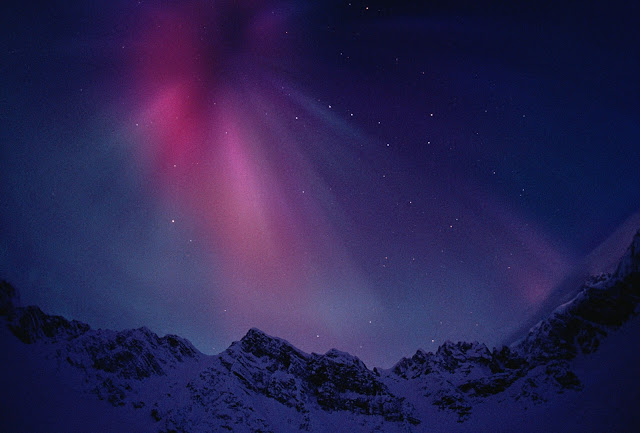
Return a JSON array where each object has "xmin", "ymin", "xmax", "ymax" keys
[
  {"xmin": 243, "ymin": 327, "xmax": 270, "ymax": 340},
  {"xmin": 436, "ymin": 340, "xmax": 491, "ymax": 359},
  {"xmin": 236, "ymin": 327, "xmax": 308, "ymax": 361},
  {"xmin": 240, "ymin": 327, "xmax": 281, "ymax": 347}
]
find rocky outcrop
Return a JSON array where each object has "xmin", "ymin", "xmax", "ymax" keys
[
  {"xmin": 0, "ymin": 280, "xmax": 18, "ymax": 315},
  {"xmin": 615, "ymin": 229, "xmax": 640, "ymax": 278},
  {"xmin": 515, "ymin": 231, "xmax": 640, "ymax": 363},
  {"xmin": 217, "ymin": 328, "xmax": 418, "ymax": 424}
]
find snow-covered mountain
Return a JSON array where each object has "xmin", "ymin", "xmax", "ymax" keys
[{"xmin": 1, "ymin": 230, "xmax": 639, "ymax": 432}]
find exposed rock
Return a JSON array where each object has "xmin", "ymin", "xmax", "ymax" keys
[{"xmin": 0, "ymin": 280, "xmax": 18, "ymax": 315}]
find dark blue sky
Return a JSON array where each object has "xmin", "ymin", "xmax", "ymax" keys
[{"xmin": 2, "ymin": 0, "xmax": 639, "ymax": 367}]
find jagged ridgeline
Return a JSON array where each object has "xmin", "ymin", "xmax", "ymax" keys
[{"xmin": 1, "ymin": 230, "xmax": 639, "ymax": 432}]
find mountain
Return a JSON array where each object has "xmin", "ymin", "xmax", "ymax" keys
[{"xmin": 1, "ymin": 230, "xmax": 639, "ymax": 432}]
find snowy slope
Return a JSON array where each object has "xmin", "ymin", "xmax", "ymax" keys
[{"xmin": 1, "ymin": 230, "xmax": 639, "ymax": 433}]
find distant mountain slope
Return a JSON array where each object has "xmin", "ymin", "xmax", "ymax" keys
[
  {"xmin": 383, "ymin": 230, "xmax": 640, "ymax": 426},
  {"xmin": 1, "ymin": 230, "xmax": 638, "ymax": 433}
]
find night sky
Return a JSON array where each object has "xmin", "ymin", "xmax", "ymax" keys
[{"xmin": 2, "ymin": 0, "xmax": 639, "ymax": 368}]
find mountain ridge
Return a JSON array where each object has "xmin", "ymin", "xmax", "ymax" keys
[{"xmin": 1, "ymin": 229, "xmax": 639, "ymax": 432}]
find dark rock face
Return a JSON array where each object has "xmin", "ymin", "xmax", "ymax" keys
[
  {"xmin": 615, "ymin": 229, "xmax": 640, "ymax": 278},
  {"xmin": 0, "ymin": 280, "xmax": 18, "ymax": 315},
  {"xmin": 516, "ymin": 273, "xmax": 640, "ymax": 364},
  {"xmin": 391, "ymin": 349, "xmax": 435, "ymax": 379},
  {"xmin": 8, "ymin": 306, "xmax": 90, "ymax": 343},
  {"xmin": 75, "ymin": 327, "xmax": 199, "ymax": 380},
  {"xmin": 458, "ymin": 372, "xmax": 520, "ymax": 397}
]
